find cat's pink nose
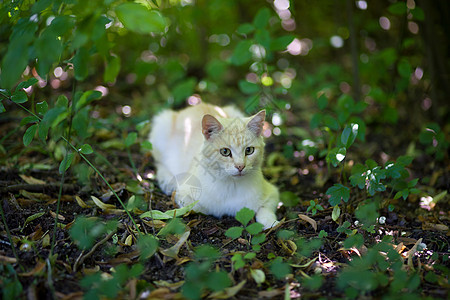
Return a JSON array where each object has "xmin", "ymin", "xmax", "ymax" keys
[{"xmin": 235, "ymin": 165, "xmax": 245, "ymax": 172}]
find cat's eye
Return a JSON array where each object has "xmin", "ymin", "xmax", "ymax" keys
[
  {"xmin": 220, "ymin": 148, "xmax": 232, "ymax": 157},
  {"xmin": 245, "ymin": 147, "xmax": 255, "ymax": 155}
]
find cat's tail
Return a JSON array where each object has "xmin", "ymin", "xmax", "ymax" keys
[{"xmin": 149, "ymin": 109, "xmax": 177, "ymax": 194}]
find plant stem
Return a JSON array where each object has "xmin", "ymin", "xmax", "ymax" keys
[{"xmin": 0, "ymin": 200, "xmax": 22, "ymax": 270}]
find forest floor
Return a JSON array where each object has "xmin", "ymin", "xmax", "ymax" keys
[{"xmin": 0, "ymin": 117, "xmax": 449, "ymax": 299}]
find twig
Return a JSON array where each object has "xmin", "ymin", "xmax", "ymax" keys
[{"xmin": 73, "ymin": 229, "xmax": 117, "ymax": 272}]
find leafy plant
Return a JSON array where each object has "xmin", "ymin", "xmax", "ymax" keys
[
  {"xmin": 225, "ymin": 207, "xmax": 266, "ymax": 252},
  {"xmin": 306, "ymin": 199, "xmax": 324, "ymax": 216},
  {"xmin": 182, "ymin": 245, "xmax": 231, "ymax": 300}
]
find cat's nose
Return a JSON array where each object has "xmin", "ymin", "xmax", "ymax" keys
[{"xmin": 235, "ymin": 164, "xmax": 245, "ymax": 172}]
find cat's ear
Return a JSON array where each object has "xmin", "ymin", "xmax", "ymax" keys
[
  {"xmin": 247, "ymin": 110, "xmax": 265, "ymax": 136},
  {"xmin": 202, "ymin": 114, "xmax": 223, "ymax": 140}
]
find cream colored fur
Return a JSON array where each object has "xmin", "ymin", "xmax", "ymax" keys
[{"xmin": 149, "ymin": 103, "xmax": 279, "ymax": 229}]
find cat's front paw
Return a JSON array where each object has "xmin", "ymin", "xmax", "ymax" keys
[{"xmin": 256, "ymin": 207, "xmax": 279, "ymax": 229}]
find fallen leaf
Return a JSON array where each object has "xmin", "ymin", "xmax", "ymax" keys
[
  {"xmin": 20, "ymin": 190, "xmax": 51, "ymax": 202},
  {"xmin": 251, "ymin": 269, "xmax": 265, "ymax": 285},
  {"xmin": 209, "ymin": 280, "xmax": 247, "ymax": 299},
  {"xmin": 125, "ymin": 234, "xmax": 133, "ymax": 246},
  {"xmin": 422, "ymin": 222, "xmax": 449, "ymax": 232},
  {"xmin": 91, "ymin": 195, "xmax": 116, "ymax": 210},
  {"xmin": 0, "ymin": 255, "xmax": 17, "ymax": 264},
  {"xmin": 19, "ymin": 174, "xmax": 46, "ymax": 185},
  {"xmin": 160, "ymin": 230, "xmax": 190, "ymax": 258},
  {"xmin": 50, "ymin": 210, "xmax": 65, "ymax": 221},
  {"xmin": 298, "ymin": 214, "xmax": 317, "ymax": 231},
  {"xmin": 22, "ymin": 211, "xmax": 46, "ymax": 231},
  {"xmin": 19, "ymin": 260, "xmax": 46, "ymax": 276},
  {"xmin": 75, "ymin": 195, "xmax": 90, "ymax": 208}
]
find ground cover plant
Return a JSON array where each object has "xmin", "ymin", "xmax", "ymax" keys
[{"xmin": 0, "ymin": 0, "xmax": 449, "ymax": 299}]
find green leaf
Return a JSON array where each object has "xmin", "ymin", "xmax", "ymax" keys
[
  {"xmin": 22, "ymin": 211, "xmax": 45, "ymax": 230},
  {"xmin": 79, "ymin": 144, "xmax": 93, "ymax": 155},
  {"xmin": 172, "ymin": 78, "xmax": 196, "ymax": 104},
  {"xmin": 59, "ymin": 152, "xmax": 74, "ymax": 174},
  {"xmin": 411, "ymin": 7, "xmax": 425, "ymax": 21},
  {"xmin": 104, "ymin": 55, "xmax": 121, "ymax": 83},
  {"xmin": 253, "ymin": 7, "xmax": 271, "ymax": 28},
  {"xmin": 75, "ymin": 90, "xmax": 102, "ymax": 111},
  {"xmin": 116, "ymin": 3, "xmax": 167, "ymax": 34},
  {"xmin": 225, "ymin": 226, "xmax": 244, "ymax": 239},
  {"xmin": 35, "ymin": 29, "xmax": 63, "ymax": 78},
  {"xmin": 397, "ymin": 59, "xmax": 412, "ymax": 78},
  {"xmin": 73, "ymin": 47, "xmax": 90, "ymax": 81},
  {"xmin": 0, "ymin": 20, "xmax": 37, "ymax": 89},
  {"xmin": 20, "ymin": 116, "xmax": 39, "ymax": 126},
  {"xmin": 16, "ymin": 78, "xmax": 38, "ymax": 92},
  {"xmin": 270, "ymin": 35, "xmax": 295, "ymax": 51},
  {"xmin": 310, "ymin": 113, "xmax": 323, "ymax": 129},
  {"xmin": 11, "ymin": 91, "xmax": 28, "ymax": 104},
  {"xmin": 341, "ymin": 123, "xmax": 359, "ymax": 148},
  {"xmin": 270, "ymin": 257, "xmax": 292, "ymax": 280},
  {"xmin": 246, "ymin": 222, "xmax": 264, "ymax": 235},
  {"xmin": 235, "ymin": 207, "xmax": 255, "ymax": 227},
  {"xmin": 323, "ymin": 115, "xmax": 339, "ymax": 130},
  {"xmin": 23, "ymin": 124, "xmax": 38, "ymax": 146},
  {"xmin": 36, "ymin": 101, "xmax": 48, "ymax": 115},
  {"xmin": 141, "ymin": 140, "xmax": 153, "ymax": 151},
  {"xmin": 125, "ymin": 132, "xmax": 137, "ymax": 147},
  {"xmin": 326, "ymin": 184, "xmax": 350, "ymax": 206},
  {"xmin": 388, "ymin": 2, "xmax": 407, "ymax": 15},
  {"xmin": 251, "ymin": 233, "xmax": 266, "ymax": 245},
  {"xmin": 0, "ymin": 102, "xmax": 5, "ymax": 113},
  {"xmin": 332, "ymin": 205, "xmax": 341, "ymax": 221},
  {"xmin": 137, "ymin": 234, "xmax": 159, "ymax": 261},
  {"xmin": 206, "ymin": 271, "xmax": 232, "ymax": 292},
  {"xmin": 317, "ymin": 94, "xmax": 328, "ymax": 110},
  {"xmin": 238, "ymin": 80, "xmax": 260, "ymax": 95},
  {"xmin": 326, "ymin": 147, "xmax": 346, "ymax": 167},
  {"xmin": 237, "ymin": 23, "xmax": 255, "ymax": 35},
  {"xmin": 230, "ymin": 40, "xmax": 252, "ymax": 66},
  {"xmin": 73, "ymin": 107, "xmax": 90, "ymax": 139}
]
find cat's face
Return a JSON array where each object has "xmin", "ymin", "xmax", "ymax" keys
[{"xmin": 200, "ymin": 111, "xmax": 265, "ymax": 178}]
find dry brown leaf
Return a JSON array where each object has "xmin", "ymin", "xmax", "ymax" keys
[
  {"xmin": 406, "ymin": 238, "xmax": 422, "ymax": 270},
  {"xmin": 422, "ymin": 222, "xmax": 449, "ymax": 232},
  {"xmin": 19, "ymin": 260, "xmax": 46, "ymax": 276},
  {"xmin": 20, "ymin": 190, "xmax": 51, "ymax": 202},
  {"xmin": 209, "ymin": 280, "xmax": 247, "ymax": 299},
  {"xmin": 75, "ymin": 195, "xmax": 90, "ymax": 208},
  {"xmin": 161, "ymin": 231, "xmax": 190, "ymax": 259},
  {"xmin": 141, "ymin": 219, "xmax": 166, "ymax": 229},
  {"xmin": 50, "ymin": 210, "xmax": 65, "ymax": 221},
  {"xmin": 19, "ymin": 174, "xmax": 46, "ymax": 185},
  {"xmin": 298, "ymin": 214, "xmax": 317, "ymax": 231},
  {"xmin": 0, "ymin": 255, "xmax": 17, "ymax": 264}
]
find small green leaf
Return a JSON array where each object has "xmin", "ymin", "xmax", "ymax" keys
[
  {"xmin": 326, "ymin": 184, "xmax": 350, "ymax": 206},
  {"xmin": 104, "ymin": 55, "xmax": 121, "ymax": 83},
  {"xmin": 238, "ymin": 80, "xmax": 260, "ymax": 95},
  {"xmin": 73, "ymin": 47, "xmax": 89, "ymax": 81},
  {"xmin": 388, "ymin": 2, "xmax": 407, "ymax": 15},
  {"xmin": 141, "ymin": 140, "xmax": 153, "ymax": 151},
  {"xmin": 246, "ymin": 222, "xmax": 264, "ymax": 235},
  {"xmin": 22, "ymin": 211, "xmax": 45, "ymax": 231},
  {"xmin": 253, "ymin": 7, "xmax": 271, "ymax": 28},
  {"xmin": 79, "ymin": 144, "xmax": 93, "ymax": 155},
  {"xmin": 11, "ymin": 91, "xmax": 28, "ymax": 104},
  {"xmin": 16, "ymin": 78, "xmax": 38, "ymax": 91},
  {"xmin": 332, "ymin": 205, "xmax": 341, "ymax": 221},
  {"xmin": 341, "ymin": 123, "xmax": 359, "ymax": 148},
  {"xmin": 0, "ymin": 102, "xmax": 5, "ymax": 113},
  {"xmin": 59, "ymin": 152, "xmax": 74, "ymax": 174},
  {"xmin": 125, "ymin": 132, "xmax": 137, "ymax": 147},
  {"xmin": 230, "ymin": 40, "xmax": 252, "ymax": 66},
  {"xmin": 137, "ymin": 234, "xmax": 159, "ymax": 261},
  {"xmin": 251, "ymin": 232, "xmax": 266, "ymax": 245},
  {"xmin": 317, "ymin": 94, "xmax": 328, "ymax": 110},
  {"xmin": 36, "ymin": 101, "xmax": 48, "ymax": 115},
  {"xmin": 20, "ymin": 116, "xmax": 39, "ymax": 126},
  {"xmin": 235, "ymin": 207, "xmax": 255, "ymax": 227},
  {"xmin": 23, "ymin": 124, "xmax": 38, "ymax": 146},
  {"xmin": 225, "ymin": 226, "xmax": 244, "ymax": 239},
  {"xmin": 270, "ymin": 35, "xmax": 295, "ymax": 51},
  {"xmin": 237, "ymin": 23, "xmax": 255, "ymax": 35}
]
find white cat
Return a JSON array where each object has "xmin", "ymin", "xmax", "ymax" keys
[{"xmin": 149, "ymin": 103, "xmax": 279, "ymax": 229}]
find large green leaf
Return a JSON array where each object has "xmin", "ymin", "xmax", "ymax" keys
[
  {"xmin": 73, "ymin": 47, "xmax": 90, "ymax": 81},
  {"xmin": 116, "ymin": 3, "xmax": 167, "ymax": 34},
  {"xmin": 326, "ymin": 184, "xmax": 350, "ymax": 206},
  {"xmin": 23, "ymin": 124, "xmax": 38, "ymax": 146}
]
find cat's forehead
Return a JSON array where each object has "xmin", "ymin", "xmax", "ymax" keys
[{"xmin": 211, "ymin": 117, "xmax": 263, "ymax": 146}]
